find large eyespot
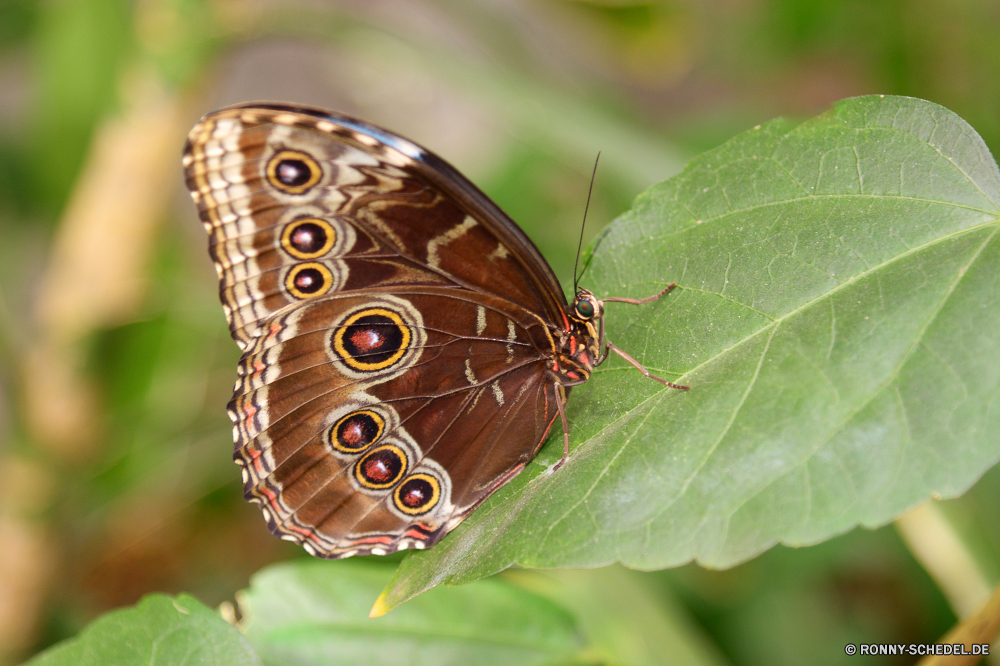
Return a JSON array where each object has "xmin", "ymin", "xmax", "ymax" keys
[
  {"xmin": 393, "ymin": 473, "xmax": 441, "ymax": 516},
  {"xmin": 355, "ymin": 444, "xmax": 407, "ymax": 489},
  {"xmin": 332, "ymin": 308, "xmax": 411, "ymax": 372},
  {"xmin": 281, "ymin": 218, "xmax": 335, "ymax": 259},
  {"xmin": 285, "ymin": 262, "xmax": 333, "ymax": 299},
  {"xmin": 266, "ymin": 149, "xmax": 322, "ymax": 194},
  {"xmin": 330, "ymin": 410, "xmax": 385, "ymax": 454}
]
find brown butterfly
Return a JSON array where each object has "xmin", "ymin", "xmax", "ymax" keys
[{"xmin": 182, "ymin": 103, "xmax": 688, "ymax": 559}]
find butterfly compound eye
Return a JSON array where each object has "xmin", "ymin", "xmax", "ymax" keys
[{"xmin": 575, "ymin": 298, "xmax": 596, "ymax": 319}]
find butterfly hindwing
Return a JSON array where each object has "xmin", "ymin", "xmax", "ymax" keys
[{"xmin": 232, "ymin": 288, "xmax": 558, "ymax": 557}]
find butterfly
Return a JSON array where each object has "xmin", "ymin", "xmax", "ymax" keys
[{"xmin": 182, "ymin": 103, "xmax": 688, "ymax": 559}]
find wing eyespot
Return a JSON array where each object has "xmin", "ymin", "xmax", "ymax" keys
[
  {"xmin": 285, "ymin": 262, "xmax": 334, "ymax": 299},
  {"xmin": 281, "ymin": 218, "xmax": 336, "ymax": 259},
  {"xmin": 332, "ymin": 307, "xmax": 411, "ymax": 372},
  {"xmin": 393, "ymin": 473, "xmax": 441, "ymax": 516},
  {"xmin": 266, "ymin": 149, "xmax": 322, "ymax": 194},
  {"xmin": 329, "ymin": 409, "xmax": 385, "ymax": 454},
  {"xmin": 354, "ymin": 444, "xmax": 408, "ymax": 489}
]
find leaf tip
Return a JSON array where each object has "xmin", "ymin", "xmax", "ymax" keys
[{"xmin": 369, "ymin": 590, "xmax": 392, "ymax": 618}]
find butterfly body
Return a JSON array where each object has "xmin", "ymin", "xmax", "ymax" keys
[{"xmin": 183, "ymin": 103, "xmax": 683, "ymax": 558}]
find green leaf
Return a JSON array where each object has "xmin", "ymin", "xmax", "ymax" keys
[
  {"xmin": 239, "ymin": 560, "xmax": 585, "ymax": 666},
  {"xmin": 379, "ymin": 95, "xmax": 1000, "ymax": 610},
  {"xmin": 513, "ymin": 567, "xmax": 729, "ymax": 666},
  {"xmin": 24, "ymin": 594, "xmax": 259, "ymax": 666}
]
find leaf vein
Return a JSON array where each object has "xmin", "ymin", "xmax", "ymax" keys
[{"xmin": 717, "ymin": 224, "xmax": 997, "ymax": 531}]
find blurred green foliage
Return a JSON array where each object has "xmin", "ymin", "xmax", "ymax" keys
[
  {"xmin": 32, "ymin": 0, "xmax": 133, "ymax": 215},
  {"xmin": 1, "ymin": 1, "xmax": 998, "ymax": 665}
]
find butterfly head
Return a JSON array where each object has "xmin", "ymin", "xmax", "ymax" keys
[{"xmin": 549, "ymin": 289, "xmax": 605, "ymax": 385}]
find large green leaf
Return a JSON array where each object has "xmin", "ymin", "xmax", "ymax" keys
[
  {"xmin": 24, "ymin": 594, "xmax": 259, "ymax": 666},
  {"xmin": 379, "ymin": 95, "xmax": 1000, "ymax": 610},
  {"xmin": 239, "ymin": 560, "xmax": 585, "ymax": 666}
]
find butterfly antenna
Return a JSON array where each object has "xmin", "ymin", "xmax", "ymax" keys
[
  {"xmin": 577, "ymin": 226, "xmax": 611, "ymax": 283},
  {"xmin": 573, "ymin": 152, "xmax": 601, "ymax": 293}
]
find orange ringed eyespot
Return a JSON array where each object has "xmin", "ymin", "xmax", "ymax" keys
[
  {"xmin": 266, "ymin": 150, "xmax": 322, "ymax": 194},
  {"xmin": 285, "ymin": 262, "xmax": 333, "ymax": 299},
  {"xmin": 281, "ymin": 218, "xmax": 335, "ymax": 259}
]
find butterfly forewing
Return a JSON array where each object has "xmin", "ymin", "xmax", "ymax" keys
[
  {"xmin": 183, "ymin": 103, "xmax": 571, "ymax": 557},
  {"xmin": 184, "ymin": 105, "xmax": 568, "ymax": 349}
]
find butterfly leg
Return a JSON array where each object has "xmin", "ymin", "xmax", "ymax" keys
[
  {"xmin": 553, "ymin": 385, "xmax": 571, "ymax": 471},
  {"xmin": 596, "ymin": 282, "xmax": 678, "ymax": 367},
  {"xmin": 594, "ymin": 315, "xmax": 610, "ymax": 366},
  {"xmin": 605, "ymin": 340, "xmax": 690, "ymax": 391},
  {"xmin": 603, "ymin": 282, "xmax": 676, "ymax": 306},
  {"xmin": 550, "ymin": 378, "xmax": 589, "ymax": 471}
]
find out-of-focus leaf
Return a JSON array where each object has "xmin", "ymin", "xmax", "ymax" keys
[
  {"xmin": 240, "ymin": 560, "xmax": 585, "ymax": 666},
  {"xmin": 24, "ymin": 594, "xmax": 259, "ymax": 666}
]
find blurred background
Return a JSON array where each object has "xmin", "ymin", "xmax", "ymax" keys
[{"xmin": 1, "ymin": 0, "xmax": 999, "ymax": 664}]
